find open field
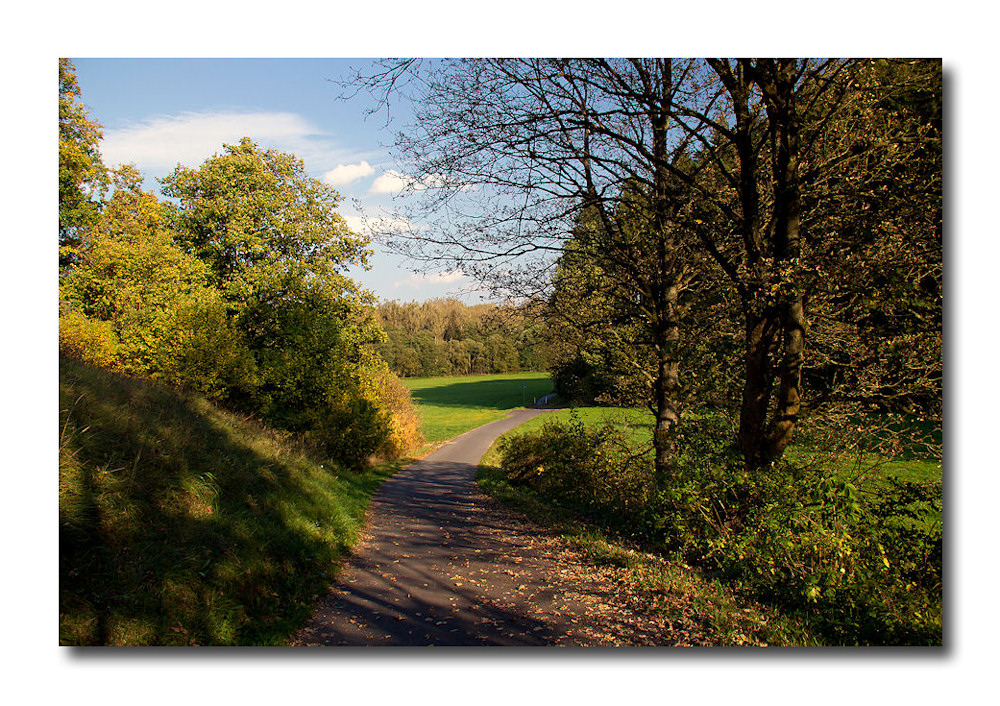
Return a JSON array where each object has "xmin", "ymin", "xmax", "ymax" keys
[{"xmin": 403, "ymin": 372, "xmax": 553, "ymax": 443}]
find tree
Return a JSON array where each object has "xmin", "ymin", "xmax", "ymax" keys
[
  {"xmin": 354, "ymin": 58, "xmax": 702, "ymax": 484},
  {"xmin": 59, "ymin": 166, "xmax": 254, "ymax": 398},
  {"xmin": 160, "ymin": 137, "xmax": 370, "ymax": 307},
  {"xmin": 678, "ymin": 59, "xmax": 941, "ymax": 468},
  {"xmin": 159, "ymin": 138, "xmax": 413, "ymax": 463},
  {"xmin": 800, "ymin": 59, "xmax": 942, "ymax": 422},
  {"xmin": 375, "ymin": 297, "xmax": 549, "ymax": 377},
  {"xmin": 355, "ymin": 58, "xmax": 942, "ymax": 475},
  {"xmin": 59, "ymin": 58, "xmax": 106, "ymax": 267}
]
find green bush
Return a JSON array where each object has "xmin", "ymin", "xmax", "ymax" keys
[
  {"xmin": 58, "ymin": 301, "xmax": 121, "ymax": 371},
  {"xmin": 498, "ymin": 413, "xmax": 654, "ymax": 530},
  {"xmin": 307, "ymin": 389, "xmax": 392, "ymax": 471}
]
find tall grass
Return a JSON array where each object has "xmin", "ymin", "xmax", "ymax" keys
[{"xmin": 59, "ymin": 357, "xmax": 399, "ymax": 645}]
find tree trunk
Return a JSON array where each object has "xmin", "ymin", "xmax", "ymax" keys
[
  {"xmin": 652, "ymin": 282, "xmax": 680, "ymax": 485},
  {"xmin": 647, "ymin": 58, "xmax": 681, "ymax": 487},
  {"xmin": 738, "ymin": 59, "xmax": 807, "ymax": 471},
  {"xmin": 764, "ymin": 294, "xmax": 805, "ymax": 460},
  {"xmin": 738, "ymin": 310, "xmax": 776, "ymax": 469},
  {"xmin": 738, "ymin": 295, "xmax": 805, "ymax": 470}
]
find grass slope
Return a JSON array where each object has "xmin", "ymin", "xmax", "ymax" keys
[
  {"xmin": 59, "ymin": 357, "xmax": 399, "ymax": 645},
  {"xmin": 403, "ymin": 372, "xmax": 552, "ymax": 443}
]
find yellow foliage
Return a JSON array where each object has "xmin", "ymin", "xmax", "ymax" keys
[
  {"xmin": 372, "ymin": 364, "xmax": 423, "ymax": 458},
  {"xmin": 59, "ymin": 302, "xmax": 121, "ymax": 371}
]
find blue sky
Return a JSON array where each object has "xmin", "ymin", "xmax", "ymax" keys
[{"xmin": 72, "ymin": 58, "xmax": 482, "ymax": 303}]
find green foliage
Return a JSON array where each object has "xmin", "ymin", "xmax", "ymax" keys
[
  {"xmin": 59, "ymin": 58, "xmax": 106, "ymax": 266},
  {"xmin": 59, "ymin": 357, "xmax": 398, "ymax": 645},
  {"xmin": 800, "ymin": 60, "xmax": 942, "ymax": 420},
  {"xmin": 60, "ymin": 167, "xmax": 255, "ymax": 399},
  {"xmin": 153, "ymin": 138, "xmax": 419, "ymax": 465},
  {"xmin": 58, "ymin": 302, "xmax": 120, "ymax": 370},
  {"xmin": 161, "ymin": 137, "xmax": 369, "ymax": 304},
  {"xmin": 498, "ymin": 413, "xmax": 654, "ymax": 525},
  {"xmin": 496, "ymin": 412, "xmax": 942, "ymax": 645}
]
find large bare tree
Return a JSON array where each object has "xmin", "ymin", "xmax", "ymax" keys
[
  {"xmin": 353, "ymin": 58, "xmax": 709, "ymax": 483},
  {"xmin": 352, "ymin": 58, "xmax": 942, "ymax": 475}
]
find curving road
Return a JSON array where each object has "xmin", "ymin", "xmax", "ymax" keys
[{"xmin": 293, "ymin": 408, "xmax": 676, "ymax": 646}]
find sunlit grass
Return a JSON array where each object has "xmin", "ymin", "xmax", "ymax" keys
[{"xmin": 403, "ymin": 372, "xmax": 553, "ymax": 443}]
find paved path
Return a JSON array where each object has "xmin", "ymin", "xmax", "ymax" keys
[{"xmin": 293, "ymin": 409, "xmax": 681, "ymax": 646}]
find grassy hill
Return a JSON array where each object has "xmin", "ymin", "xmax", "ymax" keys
[{"xmin": 59, "ymin": 357, "xmax": 399, "ymax": 645}]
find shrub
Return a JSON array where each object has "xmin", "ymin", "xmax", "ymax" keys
[
  {"xmin": 308, "ymin": 392, "xmax": 389, "ymax": 470},
  {"xmin": 58, "ymin": 301, "xmax": 121, "ymax": 371},
  {"xmin": 498, "ymin": 413, "xmax": 654, "ymax": 533},
  {"xmin": 497, "ymin": 411, "xmax": 942, "ymax": 644},
  {"xmin": 371, "ymin": 365, "xmax": 423, "ymax": 459},
  {"xmin": 301, "ymin": 362, "xmax": 422, "ymax": 470}
]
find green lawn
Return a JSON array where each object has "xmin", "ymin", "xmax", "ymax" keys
[
  {"xmin": 499, "ymin": 405, "xmax": 656, "ymax": 447},
  {"xmin": 403, "ymin": 372, "xmax": 553, "ymax": 443}
]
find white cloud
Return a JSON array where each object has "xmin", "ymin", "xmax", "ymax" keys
[
  {"xmin": 323, "ymin": 161, "xmax": 375, "ymax": 186},
  {"xmin": 368, "ymin": 169, "xmax": 471, "ymax": 195},
  {"xmin": 369, "ymin": 169, "xmax": 416, "ymax": 195},
  {"xmin": 100, "ymin": 110, "xmax": 359, "ymax": 177},
  {"xmin": 393, "ymin": 270, "xmax": 467, "ymax": 289}
]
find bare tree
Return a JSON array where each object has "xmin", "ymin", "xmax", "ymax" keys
[
  {"xmin": 352, "ymin": 58, "xmax": 708, "ymax": 483},
  {"xmin": 351, "ymin": 57, "xmax": 942, "ymax": 475}
]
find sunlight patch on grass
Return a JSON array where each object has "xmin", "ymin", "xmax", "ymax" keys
[{"xmin": 403, "ymin": 372, "xmax": 553, "ymax": 442}]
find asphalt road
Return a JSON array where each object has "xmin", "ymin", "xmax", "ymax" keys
[{"xmin": 293, "ymin": 408, "xmax": 675, "ymax": 647}]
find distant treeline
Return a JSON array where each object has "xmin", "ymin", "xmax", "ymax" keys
[{"xmin": 376, "ymin": 298, "xmax": 549, "ymax": 377}]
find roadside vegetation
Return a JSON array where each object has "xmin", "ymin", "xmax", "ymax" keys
[{"xmin": 481, "ymin": 406, "xmax": 942, "ymax": 645}]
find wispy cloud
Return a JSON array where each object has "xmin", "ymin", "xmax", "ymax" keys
[
  {"xmin": 100, "ymin": 110, "xmax": 362, "ymax": 177},
  {"xmin": 343, "ymin": 214, "xmax": 422, "ymax": 238},
  {"xmin": 324, "ymin": 161, "xmax": 375, "ymax": 187},
  {"xmin": 368, "ymin": 169, "xmax": 472, "ymax": 195},
  {"xmin": 393, "ymin": 270, "xmax": 468, "ymax": 289}
]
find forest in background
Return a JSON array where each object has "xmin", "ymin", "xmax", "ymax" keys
[{"xmin": 376, "ymin": 298, "xmax": 549, "ymax": 377}]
